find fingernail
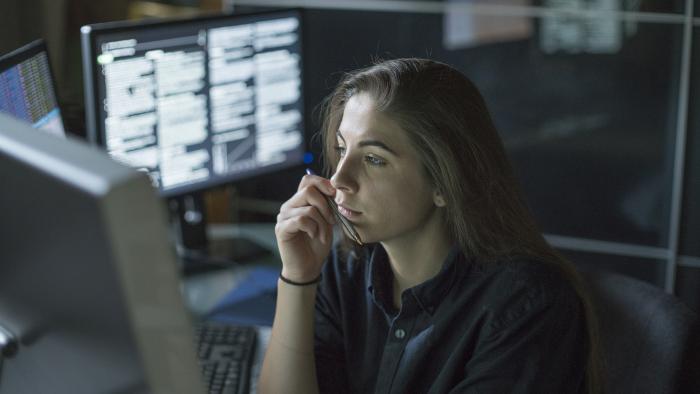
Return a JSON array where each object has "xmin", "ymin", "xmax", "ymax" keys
[{"xmin": 305, "ymin": 168, "xmax": 315, "ymax": 176}]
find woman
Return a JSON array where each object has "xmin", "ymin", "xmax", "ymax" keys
[{"xmin": 259, "ymin": 58, "xmax": 601, "ymax": 393}]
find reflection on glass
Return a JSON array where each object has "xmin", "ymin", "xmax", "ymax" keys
[
  {"xmin": 465, "ymin": 19, "xmax": 681, "ymax": 247},
  {"xmin": 444, "ymin": 0, "xmax": 533, "ymax": 50},
  {"xmin": 237, "ymin": 6, "xmax": 681, "ymax": 246},
  {"xmin": 539, "ymin": 0, "xmax": 623, "ymax": 54}
]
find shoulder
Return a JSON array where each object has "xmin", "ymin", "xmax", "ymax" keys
[
  {"xmin": 488, "ymin": 259, "xmax": 574, "ymax": 294},
  {"xmin": 472, "ymin": 259, "xmax": 582, "ymax": 334}
]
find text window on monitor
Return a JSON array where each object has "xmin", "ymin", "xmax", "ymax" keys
[{"xmin": 83, "ymin": 10, "xmax": 305, "ymax": 197}]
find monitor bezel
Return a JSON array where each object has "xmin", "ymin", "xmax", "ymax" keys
[
  {"xmin": 0, "ymin": 112, "xmax": 205, "ymax": 393},
  {"xmin": 80, "ymin": 8, "xmax": 306, "ymax": 198},
  {"xmin": 0, "ymin": 38, "xmax": 67, "ymax": 134}
]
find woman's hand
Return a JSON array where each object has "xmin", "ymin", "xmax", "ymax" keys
[{"xmin": 275, "ymin": 173, "xmax": 337, "ymax": 282}]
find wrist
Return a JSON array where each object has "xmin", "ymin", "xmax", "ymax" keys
[
  {"xmin": 280, "ymin": 267, "xmax": 321, "ymax": 285},
  {"xmin": 279, "ymin": 272, "xmax": 321, "ymax": 286}
]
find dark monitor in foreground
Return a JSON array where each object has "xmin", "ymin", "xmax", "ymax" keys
[
  {"xmin": 0, "ymin": 39, "xmax": 66, "ymax": 137},
  {"xmin": 0, "ymin": 113, "xmax": 204, "ymax": 394},
  {"xmin": 81, "ymin": 9, "xmax": 305, "ymax": 264}
]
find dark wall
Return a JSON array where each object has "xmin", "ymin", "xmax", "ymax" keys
[
  {"xmin": 236, "ymin": 3, "xmax": 700, "ymax": 313},
  {"xmin": 2, "ymin": 0, "xmax": 698, "ymax": 312}
]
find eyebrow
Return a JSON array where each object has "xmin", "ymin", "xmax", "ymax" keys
[{"xmin": 336, "ymin": 131, "xmax": 399, "ymax": 156}]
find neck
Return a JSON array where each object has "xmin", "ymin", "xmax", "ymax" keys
[{"xmin": 381, "ymin": 210, "xmax": 451, "ymax": 305}]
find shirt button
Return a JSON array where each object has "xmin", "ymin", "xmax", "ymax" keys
[{"xmin": 394, "ymin": 328, "xmax": 406, "ymax": 339}]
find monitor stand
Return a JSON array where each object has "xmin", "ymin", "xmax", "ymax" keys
[{"xmin": 168, "ymin": 193, "xmax": 272, "ymax": 275}]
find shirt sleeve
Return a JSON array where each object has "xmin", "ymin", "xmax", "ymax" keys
[
  {"xmin": 314, "ymin": 248, "xmax": 351, "ymax": 394},
  {"xmin": 449, "ymin": 270, "xmax": 588, "ymax": 394}
]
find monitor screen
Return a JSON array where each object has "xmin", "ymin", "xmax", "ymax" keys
[
  {"xmin": 0, "ymin": 112, "xmax": 204, "ymax": 394},
  {"xmin": 0, "ymin": 39, "xmax": 66, "ymax": 138},
  {"xmin": 81, "ymin": 10, "xmax": 305, "ymax": 197}
]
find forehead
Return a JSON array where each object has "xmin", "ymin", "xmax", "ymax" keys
[{"xmin": 337, "ymin": 93, "xmax": 410, "ymax": 147}]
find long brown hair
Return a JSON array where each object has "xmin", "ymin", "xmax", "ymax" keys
[{"xmin": 318, "ymin": 58, "xmax": 603, "ymax": 393}]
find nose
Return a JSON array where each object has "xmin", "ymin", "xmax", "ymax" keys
[{"xmin": 330, "ymin": 155, "xmax": 358, "ymax": 194}]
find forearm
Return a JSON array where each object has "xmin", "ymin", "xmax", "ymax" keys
[{"xmin": 258, "ymin": 279, "xmax": 320, "ymax": 394}]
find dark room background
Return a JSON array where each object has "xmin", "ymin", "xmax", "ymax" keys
[{"xmin": 2, "ymin": 0, "xmax": 698, "ymax": 312}]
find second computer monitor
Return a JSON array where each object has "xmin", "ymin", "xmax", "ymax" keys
[
  {"xmin": 81, "ymin": 9, "xmax": 305, "ymax": 197},
  {"xmin": 0, "ymin": 39, "xmax": 66, "ymax": 137}
]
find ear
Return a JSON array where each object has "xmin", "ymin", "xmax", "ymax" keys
[{"xmin": 433, "ymin": 190, "xmax": 446, "ymax": 207}]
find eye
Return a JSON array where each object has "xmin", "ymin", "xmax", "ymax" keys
[
  {"xmin": 364, "ymin": 154, "xmax": 387, "ymax": 167},
  {"xmin": 333, "ymin": 145, "xmax": 346, "ymax": 157}
]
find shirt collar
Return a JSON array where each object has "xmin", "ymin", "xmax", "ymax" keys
[{"xmin": 366, "ymin": 244, "xmax": 465, "ymax": 317}]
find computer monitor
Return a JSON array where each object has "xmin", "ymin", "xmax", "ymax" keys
[
  {"xmin": 80, "ymin": 9, "xmax": 305, "ymax": 264},
  {"xmin": 0, "ymin": 112, "xmax": 204, "ymax": 394},
  {"xmin": 0, "ymin": 39, "xmax": 66, "ymax": 138}
]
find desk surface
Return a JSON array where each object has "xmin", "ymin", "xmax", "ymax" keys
[
  {"xmin": 183, "ymin": 222, "xmax": 279, "ymax": 316},
  {"xmin": 182, "ymin": 223, "xmax": 278, "ymax": 394}
]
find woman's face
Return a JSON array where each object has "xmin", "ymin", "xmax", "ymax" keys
[{"xmin": 331, "ymin": 92, "xmax": 445, "ymax": 246}]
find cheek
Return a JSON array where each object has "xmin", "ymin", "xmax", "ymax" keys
[{"xmin": 368, "ymin": 179, "xmax": 434, "ymax": 219}]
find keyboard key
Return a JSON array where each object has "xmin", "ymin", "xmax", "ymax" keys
[{"xmin": 196, "ymin": 323, "xmax": 256, "ymax": 394}]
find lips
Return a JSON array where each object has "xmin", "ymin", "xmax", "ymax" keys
[{"xmin": 336, "ymin": 203, "xmax": 361, "ymax": 219}]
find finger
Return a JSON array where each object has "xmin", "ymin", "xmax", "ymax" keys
[
  {"xmin": 299, "ymin": 173, "xmax": 336, "ymax": 196},
  {"xmin": 281, "ymin": 185, "xmax": 337, "ymax": 225},
  {"xmin": 278, "ymin": 206, "xmax": 333, "ymax": 244},
  {"xmin": 277, "ymin": 214, "xmax": 321, "ymax": 241},
  {"xmin": 277, "ymin": 205, "xmax": 330, "ymax": 225}
]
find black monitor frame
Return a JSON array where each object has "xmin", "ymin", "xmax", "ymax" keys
[
  {"xmin": 80, "ymin": 8, "xmax": 306, "ymax": 198},
  {"xmin": 0, "ymin": 39, "xmax": 66, "ymax": 134},
  {"xmin": 81, "ymin": 9, "xmax": 306, "ymax": 269}
]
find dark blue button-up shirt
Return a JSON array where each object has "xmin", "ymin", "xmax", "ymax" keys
[{"xmin": 314, "ymin": 244, "xmax": 586, "ymax": 393}]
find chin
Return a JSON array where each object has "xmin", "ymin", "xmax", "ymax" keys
[{"xmin": 345, "ymin": 230, "xmax": 372, "ymax": 246}]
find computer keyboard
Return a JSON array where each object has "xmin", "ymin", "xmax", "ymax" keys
[{"xmin": 195, "ymin": 323, "xmax": 257, "ymax": 394}]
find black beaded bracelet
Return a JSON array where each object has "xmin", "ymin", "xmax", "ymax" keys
[{"xmin": 279, "ymin": 272, "xmax": 322, "ymax": 286}]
